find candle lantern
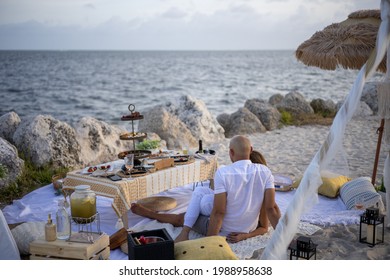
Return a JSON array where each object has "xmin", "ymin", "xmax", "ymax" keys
[
  {"xmin": 288, "ymin": 236, "xmax": 317, "ymax": 260},
  {"xmin": 359, "ymin": 207, "xmax": 385, "ymax": 246}
]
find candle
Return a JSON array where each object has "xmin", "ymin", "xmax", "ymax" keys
[{"xmin": 367, "ymin": 224, "xmax": 375, "ymax": 244}]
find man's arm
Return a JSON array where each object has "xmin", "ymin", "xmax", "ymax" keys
[
  {"xmin": 263, "ymin": 188, "xmax": 281, "ymax": 229},
  {"xmin": 206, "ymin": 192, "xmax": 227, "ymax": 236}
]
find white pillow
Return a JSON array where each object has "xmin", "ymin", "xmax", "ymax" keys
[
  {"xmin": 340, "ymin": 177, "xmax": 384, "ymax": 212},
  {"xmin": 11, "ymin": 222, "xmax": 45, "ymax": 255}
]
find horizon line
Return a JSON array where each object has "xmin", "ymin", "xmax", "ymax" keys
[{"xmin": 0, "ymin": 48, "xmax": 295, "ymax": 52}]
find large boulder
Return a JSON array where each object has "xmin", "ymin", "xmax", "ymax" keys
[
  {"xmin": 361, "ymin": 82, "xmax": 378, "ymax": 114},
  {"xmin": 139, "ymin": 95, "xmax": 225, "ymax": 149},
  {"xmin": 336, "ymin": 100, "xmax": 373, "ymax": 118},
  {"xmin": 244, "ymin": 99, "xmax": 281, "ymax": 131},
  {"xmin": 310, "ymin": 98, "xmax": 337, "ymax": 117},
  {"xmin": 0, "ymin": 112, "xmax": 21, "ymax": 144},
  {"xmin": 13, "ymin": 115, "xmax": 82, "ymax": 169},
  {"xmin": 275, "ymin": 91, "xmax": 314, "ymax": 116},
  {"xmin": 268, "ymin": 94, "xmax": 284, "ymax": 106},
  {"xmin": 217, "ymin": 107, "xmax": 266, "ymax": 138},
  {"xmin": 74, "ymin": 117, "xmax": 132, "ymax": 166},
  {"xmin": 0, "ymin": 137, "xmax": 24, "ymax": 190},
  {"xmin": 139, "ymin": 106, "xmax": 197, "ymax": 149}
]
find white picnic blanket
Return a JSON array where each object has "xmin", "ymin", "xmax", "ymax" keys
[{"xmin": 2, "ymin": 181, "xmax": 362, "ymax": 259}]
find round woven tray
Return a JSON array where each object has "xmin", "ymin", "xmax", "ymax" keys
[{"xmin": 136, "ymin": 196, "xmax": 177, "ymax": 211}]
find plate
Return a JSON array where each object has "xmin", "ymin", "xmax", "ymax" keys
[
  {"xmin": 171, "ymin": 155, "xmax": 190, "ymax": 163},
  {"xmin": 119, "ymin": 132, "xmax": 147, "ymax": 140},
  {"xmin": 80, "ymin": 164, "xmax": 113, "ymax": 175},
  {"xmin": 196, "ymin": 149, "xmax": 215, "ymax": 155},
  {"xmin": 274, "ymin": 173, "xmax": 293, "ymax": 192},
  {"xmin": 121, "ymin": 165, "xmax": 149, "ymax": 175},
  {"xmin": 118, "ymin": 150, "xmax": 151, "ymax": 159}
]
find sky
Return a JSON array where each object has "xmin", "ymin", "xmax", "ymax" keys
[{"xmin": 0, "ymin": 0, "xmax": 382, "ymax": 50}]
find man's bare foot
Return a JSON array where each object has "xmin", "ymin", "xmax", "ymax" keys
[
  {"xmin": 130, "ymin": 203, "xmax": 156, "ymax": 218},
  {"xmin": 174, "ymin": 227, "xmax": 190, "ymax": 243}
]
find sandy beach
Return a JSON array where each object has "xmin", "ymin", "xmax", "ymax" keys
[
  {"xmin": 2, "ymin": 114, "xmax": 390, "ymax": 261},
  {"xmin": 211, "ymin": 115, "xmax": 390, "ymax": 260},
  {"xmin": 213, "ymin": 115, "xmax": 387, "ymax": 182}
]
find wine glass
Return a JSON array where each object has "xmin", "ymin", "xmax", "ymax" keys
[
  {"xmin": 355, "ymin": 197, "xmax": 364, "ymax": 210},
  {"xmin": 124, "ymin": 154, "xmax": 134, "ymax": 175}
]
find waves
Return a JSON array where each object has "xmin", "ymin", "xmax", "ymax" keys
[{"xmin": 0, "ymin": 50, "xmax": 384, "ymax": 126}]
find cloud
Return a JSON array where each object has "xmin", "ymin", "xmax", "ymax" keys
[
  {"xmin": 84, "ymin": 3, "xmax": 96, "ymax": 10},
  {"xmin": 0, "ymin": 0, "xmax": 380, "ymax": 50},
  {"xmin": 161, "ymin": 7, "xmax": 188, "ymax": 19}
]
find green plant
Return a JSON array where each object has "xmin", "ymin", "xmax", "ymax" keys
[
  {"xmin": 376, "ymin": 177, "xmax": 386, "ymax": 193},
  {"xmin": 0, "ymin": 156, "xmax": 69, "ymax": 207},
  {"xmin": 136, "ymin": 139, "xmax": 160, "ymax": 150},
  {"xmin": 0, "ymin": 164, "xmax": 7, "ymax": 179},
  {"xmin": 280, "ymin": 110, "xmax": 293, "ymax": 125}
]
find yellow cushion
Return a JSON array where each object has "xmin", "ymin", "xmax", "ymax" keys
[
  {"xmin": 292, "ymin": 175, "xmax": 351, "ymax": 198},
  {"xmin": 174, "ymin": 236, "xmax": 238, "ymax": 260}
]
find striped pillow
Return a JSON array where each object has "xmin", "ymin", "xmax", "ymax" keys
[{"xmin": 340, "ymin": 177, "xmax": 384, "ymax": 211}]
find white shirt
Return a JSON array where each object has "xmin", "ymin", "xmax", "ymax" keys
[{"xmin": 213, "ymin": 160, "xmax": 274, "ymax": 235}]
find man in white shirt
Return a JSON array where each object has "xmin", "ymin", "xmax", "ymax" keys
[{"xmin": 174, "ymin": 135, "xmax": 280, "ymax": 242}]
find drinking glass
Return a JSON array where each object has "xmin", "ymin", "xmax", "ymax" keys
[
  {"xmin": 124, "ymin": 154, "xmax": 134, "ymax": 175},
  {"xmin": 355, "ymin": 197, "xmax": 364, "ymax": 210}
]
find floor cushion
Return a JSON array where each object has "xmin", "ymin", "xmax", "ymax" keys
[
  {"xmin": 340, "ymin": 177, "xmax": 385, "ymax": 211},
  {"xmin": 174, "ymin": 236, "xmax": 238, "ymax": 260}
]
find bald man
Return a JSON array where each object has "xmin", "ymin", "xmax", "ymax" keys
[{"xmin": 174, "ymin": 135, "xmax": 280, "ymax": 242}]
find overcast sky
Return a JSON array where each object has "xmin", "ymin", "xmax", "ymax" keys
[{"xmin": 0, "ymin": 0, "xmax": 381, "ymax": 50}]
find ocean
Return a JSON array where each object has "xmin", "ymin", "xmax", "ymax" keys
[{"xmin": 0, "ymin": 50, "xmax": 383, "ymax": 126}]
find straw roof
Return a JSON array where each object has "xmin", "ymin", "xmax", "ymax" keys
[{"xmin": 296, "ymin": 9, "xmax": 386, "ymax": 72}]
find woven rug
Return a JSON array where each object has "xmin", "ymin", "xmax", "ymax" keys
[{"xmin": 127, "ymin": 219, "xmax": 321, "ymax": 260}]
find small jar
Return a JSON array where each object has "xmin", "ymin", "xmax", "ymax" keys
[{"xmin": 70, "ymin": 185, "xmax": 96, "ymax": 224}]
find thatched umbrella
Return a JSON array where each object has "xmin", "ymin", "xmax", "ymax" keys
[
  {"xmin": 296, "ymin": 9, "xmax": 387, "ymax": 185},
  {"xmin": 296, "ymin": 9, "xmax": 386, "ymax": 73}
]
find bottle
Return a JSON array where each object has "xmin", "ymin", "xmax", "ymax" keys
[
  {"xmin": 198, "ymin": 140, "xmax": 203, "ymax": 154},
  {"xmin": 70, "ymin": 185, "xmax": 97, "ymax": 224},
  {"xmin": 56, "ymin": 199, "xmax": 71, "ymax": 240},
  {"xmin": 45, "ymin": 214, "xmax": 57, "ymax": 242}
]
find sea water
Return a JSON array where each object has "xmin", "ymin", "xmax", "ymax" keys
[{"xmin": 0, "ymin": 50, "xmax": 383, "ymax": 126}]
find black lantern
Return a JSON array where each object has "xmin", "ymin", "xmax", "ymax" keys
[
  {"xmin": 288, "ymin": 236, "xmax": 317, "ymax": 260},
  {"xmin": 359, "ymin": 207, "xmax": 385, "ymax": 246}
]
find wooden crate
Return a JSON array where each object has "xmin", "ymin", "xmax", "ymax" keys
[{"xmin": 29, "ymin": 234, "xmax": 109, "ymax": 260}]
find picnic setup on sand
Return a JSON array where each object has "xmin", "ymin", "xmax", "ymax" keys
[{"xmin": 2, "ymin": 2, "xmax": 390, "ymax": 261}]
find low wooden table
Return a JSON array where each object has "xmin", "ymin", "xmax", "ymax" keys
[
  {"xmin": 63, "ymin": 155, "xmax": 218, "ymax": 228},
  {"xmin": 29, "ymin": 234, "xmax": 110, "ymax": 260}
]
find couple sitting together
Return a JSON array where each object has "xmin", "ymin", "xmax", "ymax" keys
[{"xmin": 131, "ymin": 135, "xmax": 281, "ymax": 243}]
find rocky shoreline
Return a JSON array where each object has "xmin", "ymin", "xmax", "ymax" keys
[{"xmin": 0, "ymin": 82, "xmax": 381, "ymax": 191}]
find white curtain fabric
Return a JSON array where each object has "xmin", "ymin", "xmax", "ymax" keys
[
  {"xmin": 261, "ymin": 0, "xmax": 390, "ymax": 259},
  {"xmin": 0, "ymin": 209, "xmax": 20, "ymax": 260},
  {"xmin": 385, "ymin": 153, "xmax": 390, "ymax": 226}
]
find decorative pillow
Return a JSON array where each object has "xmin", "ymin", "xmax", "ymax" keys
[
  {"xmin": 292, "ymin": 175, "xmax": 351, "ymax": 198},
  {"xmin": 340, "ymin": 177, "xmax": 385, "ymax": 211},
  {"xmin": 174, "ymin": 236, "xmax": 238, "ymax": 260},
  {"xmin": 11, "ymin": 221, "xmax": 45, "ymax": 255}
]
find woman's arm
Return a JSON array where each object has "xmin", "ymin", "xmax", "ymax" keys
[{"xmin": 226, "ymin": 201, "xmax": 269, "ymax": 243}]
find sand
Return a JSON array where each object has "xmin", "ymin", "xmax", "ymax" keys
[
  {"xmin": 210, "ymin": 115, "xmax": 390, "ymax": 260},
  {"xmin": 213, "ymin": 115, "xmax": 387, "ymax": 182},
  {"xmin": 3, "ymin": 115, "xmax": 390, "ymax": 260}
]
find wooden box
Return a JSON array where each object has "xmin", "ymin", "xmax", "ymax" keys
[
  {"xmin": 154, "ymin": 158, "xmax": 174, "ymax": 171},
  {"xmin": 29, "ymin": 234, "xmax": 110, "ymax": 260}
]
